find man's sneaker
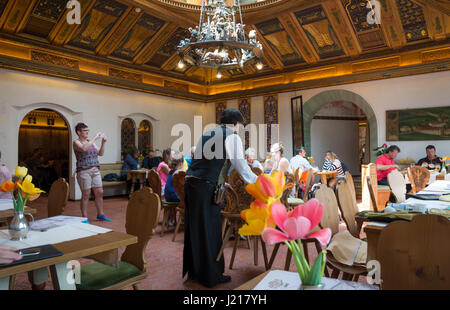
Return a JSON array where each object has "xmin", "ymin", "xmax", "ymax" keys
[
  {"xmin": 96, "ymin": 214, "xmax": 111, "ymax": 222},
  {"xmin": 82, "ymin": 219, "xmax": 90, "ymax": 224}
]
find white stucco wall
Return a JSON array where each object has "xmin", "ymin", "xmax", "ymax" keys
[
  {"xmin": 1, "ymin": 68, "xmax": 449, "ymax": 199},
  {"xmin": 0, "ymin": 68, "xmax": 213, "ymax": 199},
  {"xmin": 227, "ymin": 70, "xmax": 450, "ymax": 164}
]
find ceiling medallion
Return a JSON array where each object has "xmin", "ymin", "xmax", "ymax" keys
[{"xmin": 177, "ymin": 0, "xmax": 264, "ymax": 78}]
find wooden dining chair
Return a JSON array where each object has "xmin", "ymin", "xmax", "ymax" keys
[
  {"xmin": 47, "ymin": 178, "xmax": 69, "ymax": 217},
  {"xmin": 344, "ymin": 172, "xmax": 359, "ymax": 215},
  {"xmin": 407, "ymin": 166, "xmax": 431, "ymax": 194},
  {"xmin": 338, "ymin": 179, "xmax": 364, "ymax": 238},
  {"xmin": 148, "ymin": 169, "xmax": 178, "ymax": 237},
  {"xmin": 366, "ymin": 176, "xmax": 379, "ymax": 212},
  {"xmin": 216, "ymin": 168, "xmax": 268, "ymax": 270},
  {"xmin": 377, "ymin": 214, "xmax": 450, "ymax": 289},
  {"xmin": 362, "ymin": 163, "xmax": 390, "ymax": 211},
  {"xmin": 302, "ymin": 169, "xmax": 314, "ymax": 202},
  {"xmin": 387, "ymin": 170, "xmax": 406, "ymax": 203},
  {"xmin": 326, "ymin": 180, "xmax": 369, "ymax": 281},
  {"xmin": 267, "ymin": 184, "xmax": 340, "ymax": 272},
  {"xmin": 77, "ymin": 187, "xmax": 161, "ymax": 290},
  {"xmin": 281, "ymin": 171, "xmax": 303, "ymax": 210},
  {"xmin": 171, "ymin": 170, "xmax": 186, "ymax": 242}
]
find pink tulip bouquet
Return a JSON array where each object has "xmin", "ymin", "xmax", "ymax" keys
[{"xmin": 239, "ymin": 171, "xmax": 331, "ymax": 287}]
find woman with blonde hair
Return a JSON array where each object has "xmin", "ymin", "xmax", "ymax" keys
[
  {"xmin": 270, "ymin": 142, "xmax": 292, "ymax": 174},
  {"xmin": 322, "ymin": 151, "xmax": 345, "ymax": 178}
]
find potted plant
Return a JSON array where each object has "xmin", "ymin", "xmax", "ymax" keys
[{"xmin": 0, "ymin": 166, "xmax": 44, "ymax": 240}]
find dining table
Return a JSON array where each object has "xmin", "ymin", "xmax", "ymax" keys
[
  {"xmin": 364, "ymin": 180, "xmax": 450, "ymax": 261},
  {"xmin": 122, "ymin": 169, "xmax": 148, "ymax": 194},
  {"xmin": 314, "ymin": 171, "xmax": 338, "ymax": 184},
  {"xmin": 235, "ymin": 270, "xmax": 379, "ymax": 290},
  {"xmin": 0, "ymin": 219, "xmax": 137, "ymax": 290}
]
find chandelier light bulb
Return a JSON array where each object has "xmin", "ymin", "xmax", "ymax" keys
[
  {"xmin": 256, "ymin": 62, "xmax": 263, "ymax": 70},
  {"xmin": 216, "ymin": 71, "xmax": 222, "ymax": 79},
  {"xmin": 177, "ymin": 60, "xmax": 185, "ymax": 69}
]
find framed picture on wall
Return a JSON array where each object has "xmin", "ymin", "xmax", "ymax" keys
[
  {"xmin": 386, "ymin": 106, "xmax": 450, "ymax": 141},
  {"xmin": 291, "ymin": 96, "xmax": 304, "ymax": 156}
]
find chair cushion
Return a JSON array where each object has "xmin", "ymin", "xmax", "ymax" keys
[
  {"xmin": 327, "ymin": 230, "xmax": 367, "ymax": 266},
  {"xmin": 77, "ymin": 261, "xmax": 142, "ymax": 290}
]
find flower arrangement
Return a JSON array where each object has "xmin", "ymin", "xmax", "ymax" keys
[
  {"xmin": 373, "ymin": 143, "xmax": 388, "ymax": 156},
  {"xmin": 0, "ymin": 166, "xmax": 45, "ymax": 212},
  {"xmin": 307, "ymin": 156, "xmax": 314, "ymax": 164},
  {"xmin": 238, "ymin": 171, "xmax": 332, "ymax": 287}
]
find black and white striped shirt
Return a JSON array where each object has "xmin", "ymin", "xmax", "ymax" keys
[{"xmin": 322, "ymin": 159, "xmax": 345, "ymax": 178}]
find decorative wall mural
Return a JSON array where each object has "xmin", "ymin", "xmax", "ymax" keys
[
  {"xmin": 396, "ymin": 0, "xmax": 428, "ymax": 42},
  {"xmin": 315, "ymin": 101, "xmax": 366, "ymax": 118},
  {"xmin": 215, "ymin": 102, "xmax": 227, "ymax": 125},
  {"xmin": 69, "ymin": 0, "xmax": 128, "ymax": 51},
  {"xmin": 386, "ymin": 107, "xmax": 450, "ymax": 141},
  {"xmin": 295, "ymin": 5, "xmax": 345, "ymax": 59},
  {"xmin": 112, "ymin": 14, "xmax": 165, "ymax": 60},
  {"xmin": 255, "ymin": 19, "xmax": 304, "ymax": 66},
  {"xmin": 238, "ymin": 98, "xmax": 251, "ymax": 149},
  {"xmin": 264, "ymin": 95, "xmax": 279, "ymax": 153}
]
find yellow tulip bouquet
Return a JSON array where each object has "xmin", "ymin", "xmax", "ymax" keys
[{"xmin": 0, "ymin": 166, "xmax": 45, "ymax": 212}]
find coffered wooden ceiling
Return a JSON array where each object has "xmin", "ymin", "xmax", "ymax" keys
[{"xmin": 0, "ymin": 0, "xmax": 449, "ymax": 102}]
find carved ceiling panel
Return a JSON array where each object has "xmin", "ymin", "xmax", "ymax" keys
[{"xmin": 295, "ymin": 5, "xmax": 346, "ymax": 59}]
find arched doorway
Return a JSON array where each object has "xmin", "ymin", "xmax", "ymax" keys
[
  {"xmin": 310, "ymin": 101, "xmax": 369, "ymax": 175},
  {"xmin": 18, "ymin": 108, "xmax": 70, "ymax": 191},
  {"xmin": 303, "ymin": 90, "xmax": 378, "ymax": 164}
]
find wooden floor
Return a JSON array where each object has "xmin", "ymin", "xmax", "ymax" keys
[{"xmin": 9, "ymin": 195, "xmax": 368, "ymax": 290}]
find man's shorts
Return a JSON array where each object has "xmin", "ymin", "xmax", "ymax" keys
[{"xmin": 76, "ymin": 167, "xmax": 102, "ymax": 191}]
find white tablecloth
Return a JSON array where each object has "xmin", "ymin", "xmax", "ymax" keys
[
  {"xmin": 0, "ymin": 200, "xmax": 13, "ymax": 211},
  {"xmin": 404, "ymin": 180, "xmax": 450, "ymax": 211},
  {"xmin": 0, "ymin": 221, "xmax": 111, "ymax": 250}
]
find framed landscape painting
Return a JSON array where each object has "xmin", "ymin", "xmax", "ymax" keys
[{"xmin": 386, "ymin": 106, "xmax": 450, "ymax": 141}]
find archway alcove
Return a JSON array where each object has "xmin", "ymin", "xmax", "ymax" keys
[
  {"xmin": 18, "ymin": 108, "xmax": 70, "ymax": 192},
  {"xmin": 302, "ymin": 89, "xmax": 378, "ymax": 163}
]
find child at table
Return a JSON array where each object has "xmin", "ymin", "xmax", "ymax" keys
[{"xmin": 164, "ymin": 157, "xmax": 184, "ymax": 203}]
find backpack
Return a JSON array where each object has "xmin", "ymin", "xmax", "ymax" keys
[{"xmin": 103, "ymin": 173, "xmax": 119, "ymax": 182}]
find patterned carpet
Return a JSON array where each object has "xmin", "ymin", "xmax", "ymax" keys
[{"xmin": 10, "ymin": 194, "xmax": 367, "ymax": 290}]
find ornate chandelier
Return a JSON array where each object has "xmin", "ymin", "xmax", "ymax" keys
[{"xmin": 177, "ymin": 0, "xmax": 264, "ymax": 77}]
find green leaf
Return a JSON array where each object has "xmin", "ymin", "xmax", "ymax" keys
[{"xmin": 304, "ymin": 250, "xmax": 324, "ymax": 286}]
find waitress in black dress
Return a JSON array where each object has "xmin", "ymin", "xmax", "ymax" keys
[{"xmin": 183, "ymin": 109, "xmax": 257, "ymax": 288}]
